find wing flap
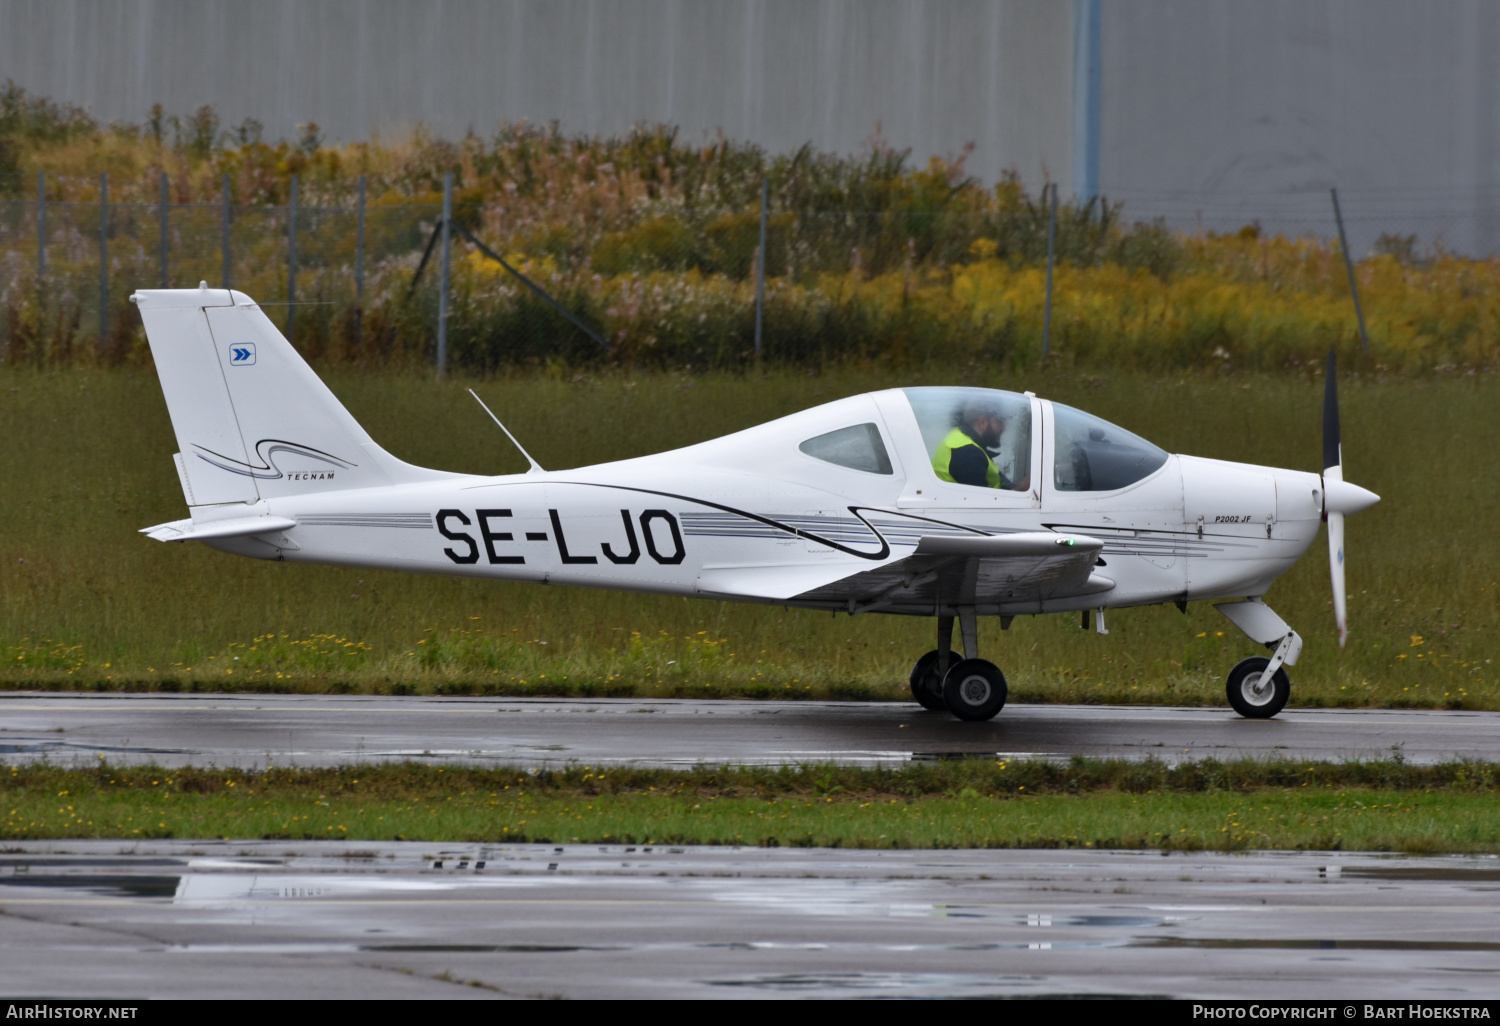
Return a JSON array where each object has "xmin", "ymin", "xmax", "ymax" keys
[
  {"xmin": 913, "ymin": 531, "xmax": 1101, "ymax": 559},
  {"xmin": 791, "ymin": 531, "xmax": 1112, "ymax": 611}
]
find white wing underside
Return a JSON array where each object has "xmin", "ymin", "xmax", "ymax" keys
[{"xmin": 700, "ymin": 532, "xmax": 1113, "ymax": 611}]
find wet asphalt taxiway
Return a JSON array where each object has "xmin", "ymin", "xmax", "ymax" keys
[
  {"xmin": 5, "ymin": 696, "xmax": 1499, "ymax": 999},
  {"xmin": 2, "ymin": 842, "xmax": 1499, "ymax": 999},
  {"xmin": 1, "ymin": 693, "xmax": 1497, "ymax": 769}
]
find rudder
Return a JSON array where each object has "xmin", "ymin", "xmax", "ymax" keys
[{"xmin": 135, "ymin": 286, "xmax": 449, "ymax": 509}]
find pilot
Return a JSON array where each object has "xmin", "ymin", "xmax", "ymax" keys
[{"xmin": 933, "ymin": 399, "xmax": 1030, "ymax": 490}]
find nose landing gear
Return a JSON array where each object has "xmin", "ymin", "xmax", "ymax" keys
[
  {"xmin": 1215, "ymin": 599, "xmax": 1302, "ymax": 719},
  {"xmin": 1225, "ymin": 656, "xmax": 1291, "ymax": 718},
  {"xmin": 907, "ymin": 609, "xmax": 1008, "ymax": 721}
]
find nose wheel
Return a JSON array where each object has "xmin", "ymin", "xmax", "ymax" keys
[
  {"xmin": 907, "ymin": 610, "xmax": 1009, "ymax": 721},
  {"xmin": 1226, "ymin": 656, "xmax": 1290, "ymax": 718}
]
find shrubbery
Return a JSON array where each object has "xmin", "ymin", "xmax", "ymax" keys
[{"xmin": 1, "ymin": 85, "xmax": 1494, "ymax": 373}]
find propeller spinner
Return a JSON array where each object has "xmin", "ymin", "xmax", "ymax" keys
[{"xmin": 1320, "ymin": 348, "xmax": 1380, "ymax": 648}]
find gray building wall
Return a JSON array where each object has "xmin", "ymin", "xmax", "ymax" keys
[
  {"xmin": 3, "ymin": 0, "xmax": 1496, "ymax": 251},
  {"xmin": 0, "ymin": 0, "xmax": 1077, "ymax": 196},
  {"xmin": 1100, "ymin": 0, "xmax": 1500, "ymax": 253}
]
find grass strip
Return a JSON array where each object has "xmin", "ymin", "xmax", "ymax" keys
[{"xmin": 6, "ymin": 759, "xmax": 1498, "ymax": 853}]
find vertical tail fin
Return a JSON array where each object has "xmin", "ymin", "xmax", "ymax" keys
[{"xmin": 134, "ymin": 287, "xmax": 451, "ymax": 509}]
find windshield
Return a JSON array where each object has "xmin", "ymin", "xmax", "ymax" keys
[
  {"xmin": 1051, "ymin": 403, "xmax": 1169, "ymax": 491},
  {"xmin": 903, "ymin": 387, "xmax": 1031, "ymax": 491}
]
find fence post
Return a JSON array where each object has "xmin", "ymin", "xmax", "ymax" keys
[
  {"xmin": 754, "ymin": 176, "xmax": 768, "ymax": 360},
  {"xmin": 36, "ymin": 170, "xmax": 45, "ymax": 282},
  {"xmin": 1042, "ymin": 183, "xmax": 1058, "ymax": 358},
  {"xmin": 287, "ymin": 174, "xmax": 299, "ymax": 343},
  {"xmin": 1330, "ymin": 188, "xmax": 1371, "ymax": 357},
  {"xmin": 159, "ymin": 172, "xmax": 170, "ymax": 288},
  {"xmin": 98, "ymin": 173, "xmax": 108, "ymax": 350},
  {"xmin": 437, "ymin": 170, "xmax": 452, "ymax": 376},
  {"xmin": 355, "ymin": 174, "xmax": 366, "ymax": 349},
  {"xmin": 221, "ymin": 174, "xmax": 232, "ymax": 289}
]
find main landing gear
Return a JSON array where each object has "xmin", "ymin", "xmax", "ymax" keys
[{"xmin": 909, "ymin": 608, "xmax": 1008, "ymax": 721}]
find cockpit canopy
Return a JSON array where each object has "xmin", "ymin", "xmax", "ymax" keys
[
  {"xmin": 1049, "ymin": 402, "xmax": 1168, "ymax": 492},
  {"xmin": 717, "ymin": 386, "xmax": 1168, "ymax": 498},
  {"xmin": 901, "ymin": 387, "xmax": 1167, "ymax": 493}
]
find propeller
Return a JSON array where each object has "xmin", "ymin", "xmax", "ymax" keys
[{"xmin": 1320, "ymin": 348, "xmax": 1380, "ymax": 649}]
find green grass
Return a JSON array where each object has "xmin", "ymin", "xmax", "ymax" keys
[
  {"xmin": 2, "ymin": 365, "xmax": 1496, "ymax": 708},
  {"xmin": 6, "ymin": 760, "xmax": 1499, "ymax": 852}
]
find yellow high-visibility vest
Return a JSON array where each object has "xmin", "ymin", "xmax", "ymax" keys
[{"xmin": 932, "ymin": 426, "xmax": 1000, "ymax": 487}]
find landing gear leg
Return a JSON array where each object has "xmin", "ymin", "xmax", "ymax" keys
[
  {"xmin": 1215, "ymin": 599, "xmax": 1302, "ymax": 719},
  {"xmin": 958, "ymin": 606, "xmax": 978, "ymax": 660},
  {"xmin": 938, "ymin": 614, "xmax": 955, "ymax": 676},
  {"xmin": 940, "ymin": 606, "xmax": 1008, "ymax": 722},
  {"xmin": 907, "ymin": 615, "xmax": 954, "ymax": 711}
]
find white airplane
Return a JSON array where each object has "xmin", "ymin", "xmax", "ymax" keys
[{"xmin": 133, "ymin": 285, "xmax": 1379, "ymax": 722}]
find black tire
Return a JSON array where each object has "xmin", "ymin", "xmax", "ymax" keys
[
  {"xmin": 908, "ymin": 650, "xmax": 948, "ymax": 711},
  {"xmin": 941, "ymin": 658, "xmax": 1008, "ymax": 721},
  {"xmin": 1226, "ymin": 656, "xmax": 1290, "ymax": 719}
]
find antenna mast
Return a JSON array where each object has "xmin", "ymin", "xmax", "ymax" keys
[{"xmin": 468, "ymin": 389, "xmax": 545, "ymax": 474}]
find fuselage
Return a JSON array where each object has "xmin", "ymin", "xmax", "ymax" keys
[{"xmin": 202, "ymin": 388, "xmax": 1324, "ymax": 617}]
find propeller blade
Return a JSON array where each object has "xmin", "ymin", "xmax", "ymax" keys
[
  {"xmin": 1322, "ymin": 347, "xmax": 1341, "ymax": 473},
  {"xmin": 1324, "ymin": 346, "xmax": 1346, "ymax": 648},
  {"xmin": 1328, "ymin": 510, "xmax": 1347, "ymax": 650}
]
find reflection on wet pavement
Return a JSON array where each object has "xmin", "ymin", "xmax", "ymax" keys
[
  {"xmin": 6, "ymin": 693, "xmax": 1500, "ymax": 769},
  {"xmin": 3, "ymin": 843, "xmax": 1500, "ymax": 998}
]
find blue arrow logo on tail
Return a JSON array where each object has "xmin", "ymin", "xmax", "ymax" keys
[{"xmin": 229, "ymin": 344, "xmax": 255, "ymax": 365}]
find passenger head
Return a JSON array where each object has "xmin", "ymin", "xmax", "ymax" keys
[{"xmin": 958, "ymin": 397, "xmax": 1007, "ymax": 448}]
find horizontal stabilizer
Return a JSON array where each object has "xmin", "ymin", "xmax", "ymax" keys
[{"xmin": 140, "ymin": 515, "xmax": 297, "ymax": 543}]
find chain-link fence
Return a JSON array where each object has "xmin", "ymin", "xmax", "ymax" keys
[
  {"xmin": 1109, "ymin": 182, "xmax": 1500, "ymax": 260},
  {"xmin": 0, "ymin": 172, "xmax": 1492, "ymax": 372},
  {"xmin": 0, "ymin": 174, "xmax": 442, "ymax": 366}
]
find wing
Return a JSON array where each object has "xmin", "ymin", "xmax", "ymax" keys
[{"xmin": 789, "ymin": 531, "xmax": 1113, "ymax": 614}]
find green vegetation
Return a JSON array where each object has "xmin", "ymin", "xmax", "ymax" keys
[
  {"xmin": 6, "ymin": 759, "xmax": 1499, "ymax": 852},
  {"xmin": 2, "ymin": 365, "xmax": 1495, "ymax": 708},
  {"xmin": 2, "ymin": 84, "xmax": 1497, "ymax": 371}
]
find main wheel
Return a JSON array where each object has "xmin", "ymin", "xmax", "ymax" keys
[
  {"xmin": 942, "ymin": 658, "xmax": 1008, "ymax": 721},
  {"xmin": 1226, "ymin": 656, "xmax": 1290, "ymax": 719},
  {"xmin": 908, "ymin": 650, "xmax": 948, "ymax": 711}
]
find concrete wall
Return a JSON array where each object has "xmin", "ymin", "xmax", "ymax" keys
[{"xmin": 0, "ymin": 0, "xmax": 1077, "ymax": 193}]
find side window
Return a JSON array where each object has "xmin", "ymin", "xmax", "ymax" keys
[
  {"xmin": 904, "ymin": 387, "xmax": 1031, "ymax": 491},
  {"xmin": 1052, "ymin": 403, "xmax": 1169, "ymax": 492},
  {"xmin": 798, "ymin": 423, "xmax": 893, "ymax": 475}
]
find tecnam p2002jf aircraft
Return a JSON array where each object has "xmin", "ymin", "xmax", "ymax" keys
[{"xmin": 134, "ymin": 286, "xmax": 1379, "ymax": 722}]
